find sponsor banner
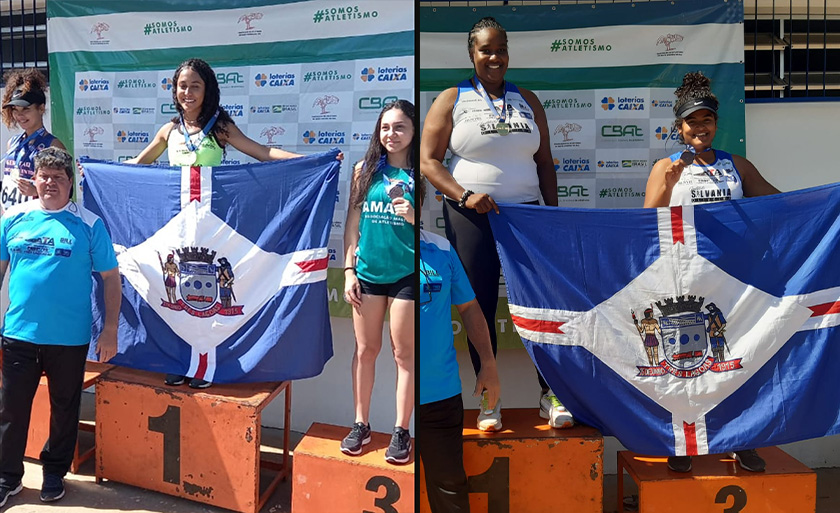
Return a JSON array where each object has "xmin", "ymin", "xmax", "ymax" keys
[
  {"xmin": 594, "ymin": 149, "xmax": 651, "ymax": 173},
  {"xmin": 49, "ymin": 1, "xmax": 413, "ymax": 53},
  {"xmin": 300, "ymin": 92, "xmax": 353, "ymax": 123},
  {"xmin": 553, "ymin": 151, "xmax": 596, "ymax": 174},
  {"xmin": 595, "ymin": 88, "xmax": 650, "ymax": 118},
  {"xmin": 593, "ymin": 176, "xmax": 649, "ymax": 209},
  {"xmin": 550, "ymin": 119, "xmax": 596, "ymax": 150},
  {"xmin": 556, "ymin": 178, "xmax": 597, "ymax": 208},
  {"xmin": 250, "ymin": 65, "xmax": 301, "ymax": 95},
  {"xmin": 356, "ymin": 56, "xmax": 414, "ymax": 91},
  {"xmin": 541, "ymin": 90, "xmax": 596, "ymax": 120}
]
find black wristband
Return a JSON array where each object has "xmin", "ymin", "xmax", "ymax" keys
[{"xmin": 458, "ymin": 189, "xmax": 474, "ymax": 208}]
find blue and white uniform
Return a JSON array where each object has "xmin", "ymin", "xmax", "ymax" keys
[
  {"xmin": 1, "ymin": 128, "xmax": 56, "ymax": 212},
  {"xmin": 668, "ymin": 149, "xmax": 744, "ymax": 206}
]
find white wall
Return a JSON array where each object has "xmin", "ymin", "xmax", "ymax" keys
[{"xmin": 457, "ymin": 100, "xmax": 840, "ymax": 473}]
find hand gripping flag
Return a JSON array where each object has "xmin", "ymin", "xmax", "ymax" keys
[
  {"xmin": 83, "ymin": 151, "xmax": 340, "ymax": 383},
  {"xmin": 488, "ymin": 183, "xmax": 840, "ymax": 456}
]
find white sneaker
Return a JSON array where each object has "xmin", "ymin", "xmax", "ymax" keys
[
  {"xmin": 477, "ymin": 392, "xmax": 502, "ymax": 432},
  {"xmin": 539, "ymin": 391, "xmax": 574, "ymax": 428}
]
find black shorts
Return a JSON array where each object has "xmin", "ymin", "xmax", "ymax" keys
[{"xmin": 358, "ymin": 274, "xmax": 414, "ymax": 300}]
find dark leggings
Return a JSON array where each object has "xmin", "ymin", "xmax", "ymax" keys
[
  {"xmin": 419, "ymin": 394, "xmax": 470, "ymax": 513},
  {"xmin": 443, "ymin": 199, "xmax": 549, "ymax": 392}
]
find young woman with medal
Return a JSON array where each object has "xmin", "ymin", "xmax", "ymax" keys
[
  {"xmin": 127, "ymin": 58, "xmax": 304, "ymax": 167},
  {"xmin": 644, "ymin": 71, "xmax": 779, "ymax": 474},
  {"xmin": 1, "ymin": 69, "xmax": 66, "ymax": 215},
  {"xmin": 340, "ymin": 100, "xmax": 415, "ymax": 465},
  {"xmin": 420, "ymin": 17, "xmax": 568, "ymax": 432}
]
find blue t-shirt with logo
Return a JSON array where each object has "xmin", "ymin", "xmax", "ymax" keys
[
  {"xmin": 420, "ymin": 229, "xmax": 475, "ymax": 405},
  {"xmin": 0, "ymin": 200, "xmax": 118, "ymax": 346}
]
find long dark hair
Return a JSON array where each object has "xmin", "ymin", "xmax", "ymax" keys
[
  {"xmin": 1, "ymin": 68, "xmax": 47, "ymax": 129},
  {"xmin": 170, "ymin": 58, "xmax": 234, "ymax": 144},
  {"xmin": 672, "ymin": 71, "xmax": 719, "ymax": 144},
  {"xmin": 350, "ymin": 99, "xmax": 416, "ymax": 208}
]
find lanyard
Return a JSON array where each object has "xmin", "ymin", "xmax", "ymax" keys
[
  {"xmin": 473, "ymin": 76, "xmax": 508, "ymax": 124},
  {"xmin": 2, "ymin": 127, "xmax": 46, "ymax": 170},
  {"xmin": 381, "ymin": 164, "xmax": 415, "ymax": 198},
  {"xmin": 180, "ymin": 109, "xmax": 219, "ymax": 152}
]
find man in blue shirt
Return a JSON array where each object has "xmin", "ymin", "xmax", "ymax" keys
[
  {"xmin": 419, "ymin": 177, "xmax": 500, "ymax": 512},
  {"xmin": 0, "ymin": 147, "xmax": 121, "ymax": 507}
]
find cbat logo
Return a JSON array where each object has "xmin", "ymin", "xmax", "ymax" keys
[
  {"xmin": 361, "ymin": 67, "xmax": 375, "ymax": 82},
  {"xmin": 313, "ymin": 95, "xmax": 339, "ymax": 115},
  {"xmin": 255, "ymin": 73, "xmax": 268, "ymax": 87},
  {"xmin": 557, "ymin": 185, "xmax": 589, "ymax": 198},
  {"xmin": 656, "ymin": 33, "xmax": 684, "ymax": 52},
  {"xmin": 159, "ymin": 247, "xmax": 244, "ymax": 317},
  {"xmin": 302, "ymin": 130, "xmax": 317, "ymax": 144},
  {"xmin": 601, "ymin": 97, "xmax": 615, "ymax": 111},
  {"xmin": 238, "ymin": 12, "xmax": 263, "ymax": 31},
  {"xmin": 161, "ymin": 78, "xmax": 173, "ymax": 91},
  {"xmin": 601, "ymin": 125, "xmax": 644, "ymax": 138},
  {"xmin": 359, "ymin": 96, "xmax": 398, "ymax": 110},
  {"xmin": 216, "ymin": 72, "xmax": 244, "ymax": 85},
  {"xmin": 161, "ymin": 102, "xmax": 177, "ymax": 115},
  {"xmin": 260, "ymin": 126, "xmax": 285, "ymax": 144},
  {"xmin": 90, "ymin": 22, "xmax": 110, "ymax": 40},
  {"xmin": 553, "ymin": 123, "xmax": 582, "ymax": 142}
]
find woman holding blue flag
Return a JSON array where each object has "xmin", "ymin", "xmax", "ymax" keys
[
  {"xmin": 341, "ymin": 100, "xmax": 415, "ymax": 465},
  {"xmin": 420, "ymin": 17, "xmax": 567, "ymax": 431},
  {"xmin": 644, "ymin": 71, "xmax": 780, "ymax": 473},
  {"xmin": 1, "ymin": 69, "xmax": 66, "ymax": 215}
]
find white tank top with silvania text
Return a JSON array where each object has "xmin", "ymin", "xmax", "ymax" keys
[
  {"xmin": 668, "ymin": 149, "xmax": 744, "ymax": 207},
  {"xmin": 449, "ymin": 79, "xmax": 541, "ymax": 203}
]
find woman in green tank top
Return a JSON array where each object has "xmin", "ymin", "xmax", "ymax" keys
[
  {"xmin": 127, "ymin": 58, "xmax": 304, "ymax": 167},
  {"xmin": 340, "ymin": 100, "xmax": 416, "ymax": 464}
]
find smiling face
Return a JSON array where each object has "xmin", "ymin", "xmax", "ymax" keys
[
  {"xmin": 34, "ymin": 166, "xmax": 72, "ymax": 210},
  {"xmin": 470, "ymin": 28, "xmax": 509, "ymax": 87},
  {"xmin": 379, "ymin": 107, "xmax": 414, "ymax": 158},
  {"xmin": 678, "ymin": 109, "xmax": 718, "ymax": 151},
  {"xmin": 10, "ymin": 104, "xmax": 45, "ymax": 134},
  {"xmin": 175, "ymin": 67, "xmax": 206, "ymax": 120}
]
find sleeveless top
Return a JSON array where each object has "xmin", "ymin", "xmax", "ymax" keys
[
  {"xmin": 1, "ymin": 129, "xmax": 56, "ymax": 212},
  {"xmin": 667, "ymin": 149, "xmax": 744, "ymax": 207},
  {"xmin": 449, "ymin": 79, "xmax": 541, "ymax": 203},
  {"xmin": 355, "ymin": 162, "xmax": 415, "ymax": 284},
  {"xmin": 166, "ymin": 124, "xmax": 224, "ymax": 167}
]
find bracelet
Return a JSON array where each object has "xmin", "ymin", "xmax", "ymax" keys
[
  {"xmin": 344, "ymin": 266, "xmax": 355, "ymax": 272},
  {"xmin": 458, "ymin": 189, "xmax": 474, "ymax": 208}
]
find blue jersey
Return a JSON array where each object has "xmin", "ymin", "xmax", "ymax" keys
[
  {"xmin": 0, "ymin": 200, "xmax": 118, "ymax": 346},
  {"xmin": 1, "ymin": 129, "xmax": 56, "ymax": 212},
  {"xmin": 419, "ymin": 230, "xmax": 475, "ymax": 405}
]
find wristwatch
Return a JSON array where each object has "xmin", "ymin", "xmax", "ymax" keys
[{"xmin": 458, "ymin": 189, "xmax": 474, "ymax": 208}]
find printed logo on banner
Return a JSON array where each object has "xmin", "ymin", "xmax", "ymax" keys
[
  {"xmin": 601, "ymin": 97, "xmax": 615, "ymax": 111},
  {"xmin": 359, "ymin": 65, "xmax": 409, "ymax": 83},
  {"xmin": 221, "ymin": 103, "xmax": 246, "ymax": 118},
  {"xmin": 656, "ymin": 33, "xmax": 685, "ymax": 57},
  {"xmin": 312, "ymin": 95, "xmax": 340, "ymax": 119},
  {"xmin": 312, "ymin": 5, "xmax": 379, "ymax": 24},
  {"xmin": 116, "ymin": 130, "xmax": 150, "ymax": 144},
  {"xmin": 654, "ymin": 125, "xmax": 678, "ymax": 141},
  {"xmin": 601, "ymin": 124, "xmax": 645, "ymax": 141},
  {"xmin": 604, "ymin": 95, "xmax": 645, "ymax": 111},
  {"xmin": 82, "ymin": 126, "xmax": 105, "ymax": 146},
  {"xmin": 554, "ymin": 157, "xmax": 591, "ymax": 172},
  {"xmin": 549, "ymin": 38, "xmax": 613, "ymax": 53},
  {"xmin": 254, "ymin": 72, "xmax": 295, "ymax": 88},
  {"xmin": 358, "ymin": 95, "xmax": 399, "ymax": 110},
  {"xmin": 553, "ymin": 122, "xmax": 583, "ymax": 147},
  {"xmin": 159, "ymin": 248, "xmax": 244, "ymax": 318},
  {"xmin": 237, "ymin": 12, "xmax": 263, "ymax": 36},
  {"xmin": 259, "ymin": 126, "xmax": 285, "ymax": 144},
  {"xmin": 89, "ymin": 22, "xmax": 110, "ymax": 46},
  {"xmin": 117, "ymin": 78, "xmax": 157, "ymax": 90},
  {"xmin": 76, "ymin": 105, "xmax": 112, "ymax": 118},
  {"xmin": 543, "ymin": 98, "xmax": 592, "ymax": 110},
  {"xmin": 160, "ymin": 102, "xmax": 178, "ymax": 115},
  {"xmin": 79, "ymin": 78, "xmax": 110, "ymax": 92},
  {"xmin": 651, "ymin": 99, "xmax": 674, "ymax": 109},
  {"xmin": 557, "ymin": 184, "xmax": 590, "ymax": 199},
  {"xmin": 303, "ymin": 69, "xmax": 352, "ymax": 84},
  {"xmin": 143, "ymin": 21, "xmax": 193, "ymax": 36},
  {"xmin": 622, "ymin": 159, "xmax": 649, "ymax": 168},
  {"xmin": 112, "ymin": 106, "xmax": 155, "ymax": 116},
  {"xmin": 598, "ymin": 186, "xmax": 646, "ymax": 199},
  {"xmin": 301, "ymin": 129, "xmax": 346, "ymax": 145},
  {"xmin": 217, "ymin": 72, "xmax": 246, "ymax": 89},
  {"xmin": 598, "ymin": 160, "xmax": 620, "ymax": 169},
  {"xmin": 161, "ymin": 78, "xmax": 173, "ymax": 91},
  {"xmin": 352, "ymin": 132, "xmax": 372, "ymax": 143}
]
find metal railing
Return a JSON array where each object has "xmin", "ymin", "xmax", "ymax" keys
[{"xmin": 0, "ymin": 0, "xmax": 48, "ymax": 84}]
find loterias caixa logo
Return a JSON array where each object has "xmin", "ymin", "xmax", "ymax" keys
[
  {"xmin": 632, "ymin": 295, "xmax": 742, "ymax": 379},
  {"xmin": 158, "ymin": 246, "xmax": 244, "ymax": 318}
]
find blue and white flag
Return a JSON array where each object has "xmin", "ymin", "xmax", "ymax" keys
[
  {"xmin": 83, "ymin": 151, "xmax": 340, "ymax": 383},
  {"xmin": 489, "ymin": 184, "xmax": 840, "ymax": 456}
]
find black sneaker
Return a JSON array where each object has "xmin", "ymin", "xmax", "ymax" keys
[
  {"xmin": 384, "ymin": 427, "xmax": 411, "ymax": 464},
  {"xmin": 667, "ymin": 455, "xmax": 692, "ymax": 473},
  {"xmin": 732, "ymin": 449, "xmax": 766, "ymax": 472},
  {"xmin": 40, "ymin": 474, "xmax": 65, "ymax": 502},
  {"xmin": 188, "ymin": 377, "xmax": 212, "ymax": 389},
  {"xmin": 0, "ymin": 482, "xmax": 22, "ymax": 507},
  {"xmin": 164, "ymin": 374, "xmax": 186, "ymax": 386},
  {"xmin": 340, "ymin": 422, "xmax": 371, "ymax": 455}
]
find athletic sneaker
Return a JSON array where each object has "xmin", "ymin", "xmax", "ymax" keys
[
  {"xmin": 668, "ymin": 455, "xmax": 692, "ymax": 473},
  {"xmin": 731, "ymin": 449, "xmax": 766, "ymax": 472},
  {"xmin": 0, "ymin": 482, "xmax": 22, "ymax": 508},
  {"xmin": 188, "ymin": 377, "xmax": 212, "ymax": 389},
  {"xmin": 340, "ymin": 422, "xmax": 371, "ymax": 455},
  {"xmin": 477, "ymin": 392, "xmax": 503, "ymax": 432},
  {"xmin": 164, "ymin": 374, "xmax": 186, "ymax": 386},
  {"xmin": 384, "ymin": 427, "xmax": 412, "ymax": 464},
  {"xmin": 539, "ymin": 390, "xmax": 574, "ymax": 428},
  {"xmin": 40, "ymin": 474, "xmax": 65, "ymax": 502}
]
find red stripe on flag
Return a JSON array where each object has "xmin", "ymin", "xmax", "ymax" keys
[
  {"xmin": 189, "ymin": 166, "xmax": 201, "ymax": 202},
  {"xmin": 683, "ymin": 421, "xmax": 698, "ymax": 456},
  {"xmin": 810, "ymin": 301, "xmax": 840, "ymax": 317},
  {"xmin": 510, "ymin": 315, "xmax": 565, "ymax": 334},
  {"xmin": 194, "ymin": 352, "xmax": 208, "ymax": 380},
  {"xmin": 671, "ymin": 206, "xmax": 684, "ymax": 244},
  {"xmin": 296, "ymin": 257, "xmax": 329, "ymax": 273}
]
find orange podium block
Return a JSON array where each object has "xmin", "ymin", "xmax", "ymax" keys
[
  {"xmin": 95, "ymin": 366, "xmax": 291, "ymax": 513},
  {"xmin": 617, "ymin": 447, "xmax": 816, "ymax": 513},
  {"xmin": 419, "ymin": 408, "xmax": 604, "ymax": 513},
  {"xmin": 25, "ymin": 361, "xmax": 113, "ymax": 473},
  {"xmin": 292, "ymin": 422, "xmax": 414, "ymax": 513}
]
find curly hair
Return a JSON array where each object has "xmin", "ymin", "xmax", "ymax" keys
[
  {"xmin": 467, "ymin": 17, "xmax": 507, "ymax": 58},
  {"xmin": 350, "ymin": 99, "xmax": 416, "ymax": 209},
  {"xmin": 170, "ymin": 58, "xmax": 234, "ymax": 146},
  {"xmin": 672, "ymin": 71, "xmax": 719, "ymax": 144},
  {"xmin": 1, "ymin": 68, "xmax": 48, "ymax": 129}
]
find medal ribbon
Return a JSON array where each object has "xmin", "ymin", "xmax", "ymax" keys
[
  {"xmin": 473, "ymin": 76, "xmax": 508, "ymax": 125},
  {"xmin": 2, "ymin": 127, "xmax": 47, "ymax": 172},
  {"xmin": 180, "ymin": 109, "xmax": 220, "ymax": 152}
]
